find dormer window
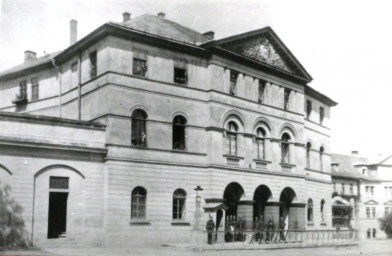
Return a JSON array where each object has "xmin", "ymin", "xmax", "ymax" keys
[
  {"xmin": 12, "ymin": 80, "xmax": 28, "ymax": 104},
  {"xmin": 174, "ymin": 67, "xmax": 187, "ymax": 85},
  {"xmin": 230, "ymin": 71, "xmax": 238, "ymax": 96},
  {"xmin": 133, "ymin": 58, "xmax": 147, "ymax": 77}
]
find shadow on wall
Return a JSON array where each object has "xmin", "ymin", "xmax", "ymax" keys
[{"xmin": 0, "ymin": 184, "xmax": 31, "ymax": 248}]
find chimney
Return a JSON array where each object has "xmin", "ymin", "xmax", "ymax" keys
[
  {"xmin": 157, "ymin": 12, "xmax": 166, "ymax": 19},
  {"xmin": 24, "ymin": 51, "xmax": 37, "ymax": 63},
  {"xmin": 70, "ymin": 19, "xmax": 78, "ymax": 45},
  {"xmin": 122, "ymin": 12, "xmax": 131, "ymax": 22},
  {"xmin": 203, "ymin": 31, "xmax": 215, "ymax": 40},
  {"xmin": 351, "ymin": 150, "xmax": 359, "ymax": 155}
]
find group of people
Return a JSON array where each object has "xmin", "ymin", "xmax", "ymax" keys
[{"xmin": 206, "ymin": 215, "xmax": 288, "ymax": 245}]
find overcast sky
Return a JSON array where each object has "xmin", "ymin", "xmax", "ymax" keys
[{"xmin": 0, "ymin": 0, "xmax": 391, "ymax": 157}]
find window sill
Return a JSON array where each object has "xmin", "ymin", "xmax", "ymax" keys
[
  {"xmin": 171, "ymin": 221, "xmax": 191, "ymax": 226},
  {"xmin": 129, "ymin": 221, "xmax": 151, "ymax": 226},
  {"xmin": 280, "ymin": 162, "xmax": 296, "ymax": 171},
  {"xmin": 307, "ymin": 222, "xmax": 314, "ymax": 226},
  {"xmin": 320, "ymin": 222, "xmax": 327, "ymax": 226},
  {"xmin": 224, "ymin": 155, "xmax": 244, "ymax": 167},
  {"xmin": 223, "ymin": 154, "xmax": 244, "ymax": 160},
  {"xmin": 254, "ymin": 159, "xmax": 271, "ymax": 170}
]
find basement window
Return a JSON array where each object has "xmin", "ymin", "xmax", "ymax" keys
[{"xmin": 174, "ymin": 67, "xmax": 187, "ymax": 85}]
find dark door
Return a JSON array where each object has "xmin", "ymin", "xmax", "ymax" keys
[{"xmin": 47, "ymin": 192, "xmax": 68, "ymax": 239}]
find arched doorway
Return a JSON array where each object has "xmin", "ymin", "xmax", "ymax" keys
[
  {"xmin": 253, "ymin": 185, "xmax": 272, "ymax": 221},
  {"xmin": 279, "ymin": 187, "xmax": 296, "ymax": 230},
  {"xmin": 223, "ymin": 182, "xmax": 244, "ymax": 219}
]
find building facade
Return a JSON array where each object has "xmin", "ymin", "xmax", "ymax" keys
[
  {"xmin": 331, "ymin": 152, "xmax": 392, "ymax": 240},
  {"xmin": 0, "ymin": 12, "xmax": 337, "ymax": 247}
]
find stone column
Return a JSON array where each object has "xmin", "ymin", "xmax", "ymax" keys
[{"xmin": 237, "ymin": 200, "xmax": 255, "ymax": 230}]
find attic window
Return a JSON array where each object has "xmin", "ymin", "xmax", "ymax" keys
[
  {"xmin": 230, "ymin": 71, "xmax": 238, "ymax": 96},
  {"xmin": 284, "ymin": 88, "xmax": 291, "ymax": 110},
  {"xmin": 306, "ymin": 100, "xmax": 312, "ymax": 119},
  {"xmin": 258, "ymin": 80, "xmax": 266, "ymax": 103},
  {"xmin": 133, "ymin": 58, "xmax": 147, "ymax": 77},
  {"xmin": 89, "ymin": 51, "xmax": 97, "ymax": 79},
  {"xmin": 174, "ymin": 67, "xmax": 187, "ymax": 85},
  {"xmin": 320, "ymin": 107, "xmax": 325, "ymax": 124}
]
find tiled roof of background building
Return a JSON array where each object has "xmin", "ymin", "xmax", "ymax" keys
[
  {"xmin": 331, "ymin": 153, "xmax": 379, "ymax": 181},
  {"xmin": 117, "ymin": 14, "xmax": 210, "ymax": 45}
]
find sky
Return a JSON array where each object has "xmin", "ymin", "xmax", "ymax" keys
[{"xmin": 0, "ymin": 0, "xmax": 391, "ymax": 157}]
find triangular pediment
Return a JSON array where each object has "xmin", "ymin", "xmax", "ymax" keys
[
  {"xmin": 384, "ymin": 200, "xmax": 392, "ymax": 205},
  {"xmin": 364, "ymin": 199, "xmax": 379, "ymax": 205},
  {"xmin": 206, "ymin": 27, "xmax": 312, "ymax": 81}
]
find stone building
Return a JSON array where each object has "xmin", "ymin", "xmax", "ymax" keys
[
  {"xmin": 0, "ymin": 12, "xmax": 337, "ymax": 247},
  {"xmin": 331, "ymin": 152, "xmax": 392, "ymax": 240}
]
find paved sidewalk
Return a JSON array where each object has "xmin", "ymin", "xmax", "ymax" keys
[{"xmin": 1, "ymin": 240, "xmax": 391, "ymax": 256}]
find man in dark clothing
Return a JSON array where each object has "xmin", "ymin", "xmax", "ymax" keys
[
  {"xmin": 206, "ymin": 215, "xmax": 215, "ymax": 245},
  {"xmin": 258, "ymin": 216, "xmax": 265, "ymax": 244},
  {"xmin": 279, "ymin": 217, "xmax": 286, "ymax": 242},
  {"xmin": 266, "ymin": 217, "xmax": 274, "ymax": 243}
]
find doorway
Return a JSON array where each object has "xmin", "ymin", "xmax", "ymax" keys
[{"xmin": 47, "ymin": 192, "xmax": 68, "ymax": 239}]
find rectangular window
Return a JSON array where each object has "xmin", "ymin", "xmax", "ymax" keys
[
  {"xmin": 31, "ymin": 77, "xmax": 39, "ymax": 101},
  {"xmin": 89, "ymin": 51, "xmax": 97, "ymax": 79},
  {"xmin": 341, "ymin": 183, "xmax": 345, "ymax": 195},
  {"xmin": 174, "ymin": 67, "xmax": 187, "ymax": 85},
  {"xmin": 133, "ymin": 58, "xmax": 147, "ymax": 77},
  {"xmin": 258, "ymin": 80, "xmax": 266, "ymax": 103},
  {"xmin": 284, "ymin": 88, "xmax": 291, "ymax": 110},
  {"xmin": 306, "ymin": 100, "xmax": 312, "ymax": 119},
  {"xmin": 349, "ymin": 184, "xmax": 353, "ymax": 195},
  {"xmin": 19, "ymin": 80, "xmax": 27, "ymax": 99},
  {"xmin": 226, "ymin": 133, "xmax": 237, "ymax": 156},
  {"xmin": 333, "ymin": 182, "xmax": 336, "ymax": 192},
  {"xmin": 370, "ymin": 186, "xmax": 374, "ymax": 196},
  {"xmin": 320, "ymin": 107, "xmax": 325, "ymax": 124},
  {"xmin": 366, "ymin": 207, "xmax": 370, "ymax": 218},
  {"xmin": 372, "ymin": 207, "xmax": 376, "ymax": 218},
  {"xmin": 230, "ymin": 71, "xmax": 238, "ymax": 96}
]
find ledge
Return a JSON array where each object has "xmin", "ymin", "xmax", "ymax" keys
[
  {"xmin": 307, "ymin": 222, "xmax": 314, "ymax": 226},
  {"xmin": 171, "ymin": 221, "xmax": 191, "ymax": 226},
  {"xmin": 320, "ymin": 222, "xmax": 327, "ymax": 226},
  {"xmin": 253, "ymin": 159, "xmax": 271, "ymax": 164},
  {"xmin": 280, "ymin": 163, "xmax": 296, "ymax": 170},
  {"xmin": 129, "ymin": 221, "xmax": 151, "ymax": 226},
  {"xmin": 107, "ymin": 143, "xmax": 207, "ymax": 156},
  {"xmin": 223, "ymin": 154, "xmax": 244, "ymax": 160}
]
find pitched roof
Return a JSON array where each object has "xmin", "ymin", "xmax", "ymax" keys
[
  {"xmin": 331, "ymin": 153, "xmax": 379, "ymax": 181},
  {"xmin": 0, "ymin": 51, "xmax": 61, "ymax": 79},
  {"xmin": 117, "ymin": 14, "xmax": 210, "ymax": 45}
]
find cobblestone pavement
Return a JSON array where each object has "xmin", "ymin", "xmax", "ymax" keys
[{"xmin": 0, "ymin": 240, "xmax": 391, "ymax": 256}]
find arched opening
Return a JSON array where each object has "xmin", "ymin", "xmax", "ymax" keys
[
  {"xmin": 172, "ymin": 188, "xmax": 186, "ymax": 220},
  {"xmin": 372, "ymin": 228, "xmax": 376, "ymax": 238},
  {"xmin": 131, "ymin": 109, "xmax": 147, "ymax": 147},
  {"xmin": 253, "ymin": 185, "xmax": 272, "ymax": 221},
  {"xmin": 172, "ymin": 116, "xmax": 187, "ymax": 150},
  {"xmin": 367, "ymin": 228, "xmax": 371, "ymax": 239},
  {"xmin": 320, "ymin": 146, "xmax": 325, "ymax": 171},
  {"xmin": 320, "ymin": 199, "xmax": 326, "ymax": 222},
  {"xmin": 223, "ymin": 182, "xmax": 244, "ymax": 219},
  {"xmin": 131, "ymin": 186, "xmax": 147, "ymax": 220},
  {"xmin": 281, "ymin": 133, "xmax": 291, "ymax": 163},
  {"xmin": 279, "ymin": 187, "xmax": 296, "ymax": 230},
  {"xmin": 226, "ymin": 122, "xmax": 238, "ymax": 156},
  {"xmin": 254, "ymin": 128, "xmax": 266, "ymax": 160}
]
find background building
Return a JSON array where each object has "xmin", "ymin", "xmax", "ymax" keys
[
  {"xmin": 0, "ymin": 12, "xmax": 336, "ymax": 247},
  {"xmin": 331, "ymin": 152, "xmax": 392, "ymax": 240}
]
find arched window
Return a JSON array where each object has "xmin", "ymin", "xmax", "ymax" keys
[
  {"xmin": 320, "ymin": 199, "xmax": 325, "ymax": 222},
  {"xmin": 131, "ymin": 187, "xmax": 147, "ymax": 220},
  {"xmin": 172, "ymin": 116, "xmax": 187, "ymax": 150},
  {"xmin": 307, "ymin": 198, "xmax": 313, "ymax": 222},
  {"xmin": 173, "ymin": 189, "xmax": 187, "ymax": 220},
  {"xmin": 131, "ymin": 110, "xmax": 147, "ymax": 147},
  {"xmin": 226, "ymin": 121, "xmax": 238, "ymax": 156},
  {"xmin": 367, "ymin": 229, "xmax": 371, "ymax": 239},
  {"xmin": 306, "ymin": 142, "xmax": 311, "ymax": 169},
  {"xmin": 254, "ymin": 128, "xmax": 265, "ymax": 159},
  {"xmin": 320, "ymin": 146, "xmax": 324, "ymax": 171},
  {"xmin": 372, "ymin": 228, "xmax": 376, "ymax": 238},
  {"xmin": 281, "ymin": 133, "xmax": 291, "ymax": 163}
]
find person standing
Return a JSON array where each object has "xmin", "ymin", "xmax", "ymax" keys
[{"xmin": 206, "ymin": 215, "xmax": 215, "ymax": 245}]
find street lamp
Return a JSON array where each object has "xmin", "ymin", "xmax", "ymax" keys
[{"xmin": 194, "ymin": 185, "xmax": 204, "ymax": 230}]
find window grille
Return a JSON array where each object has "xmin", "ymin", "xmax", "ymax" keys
[{"xmin": 49, "ymin": 176, "xmax": 69, "ymax": 190}]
